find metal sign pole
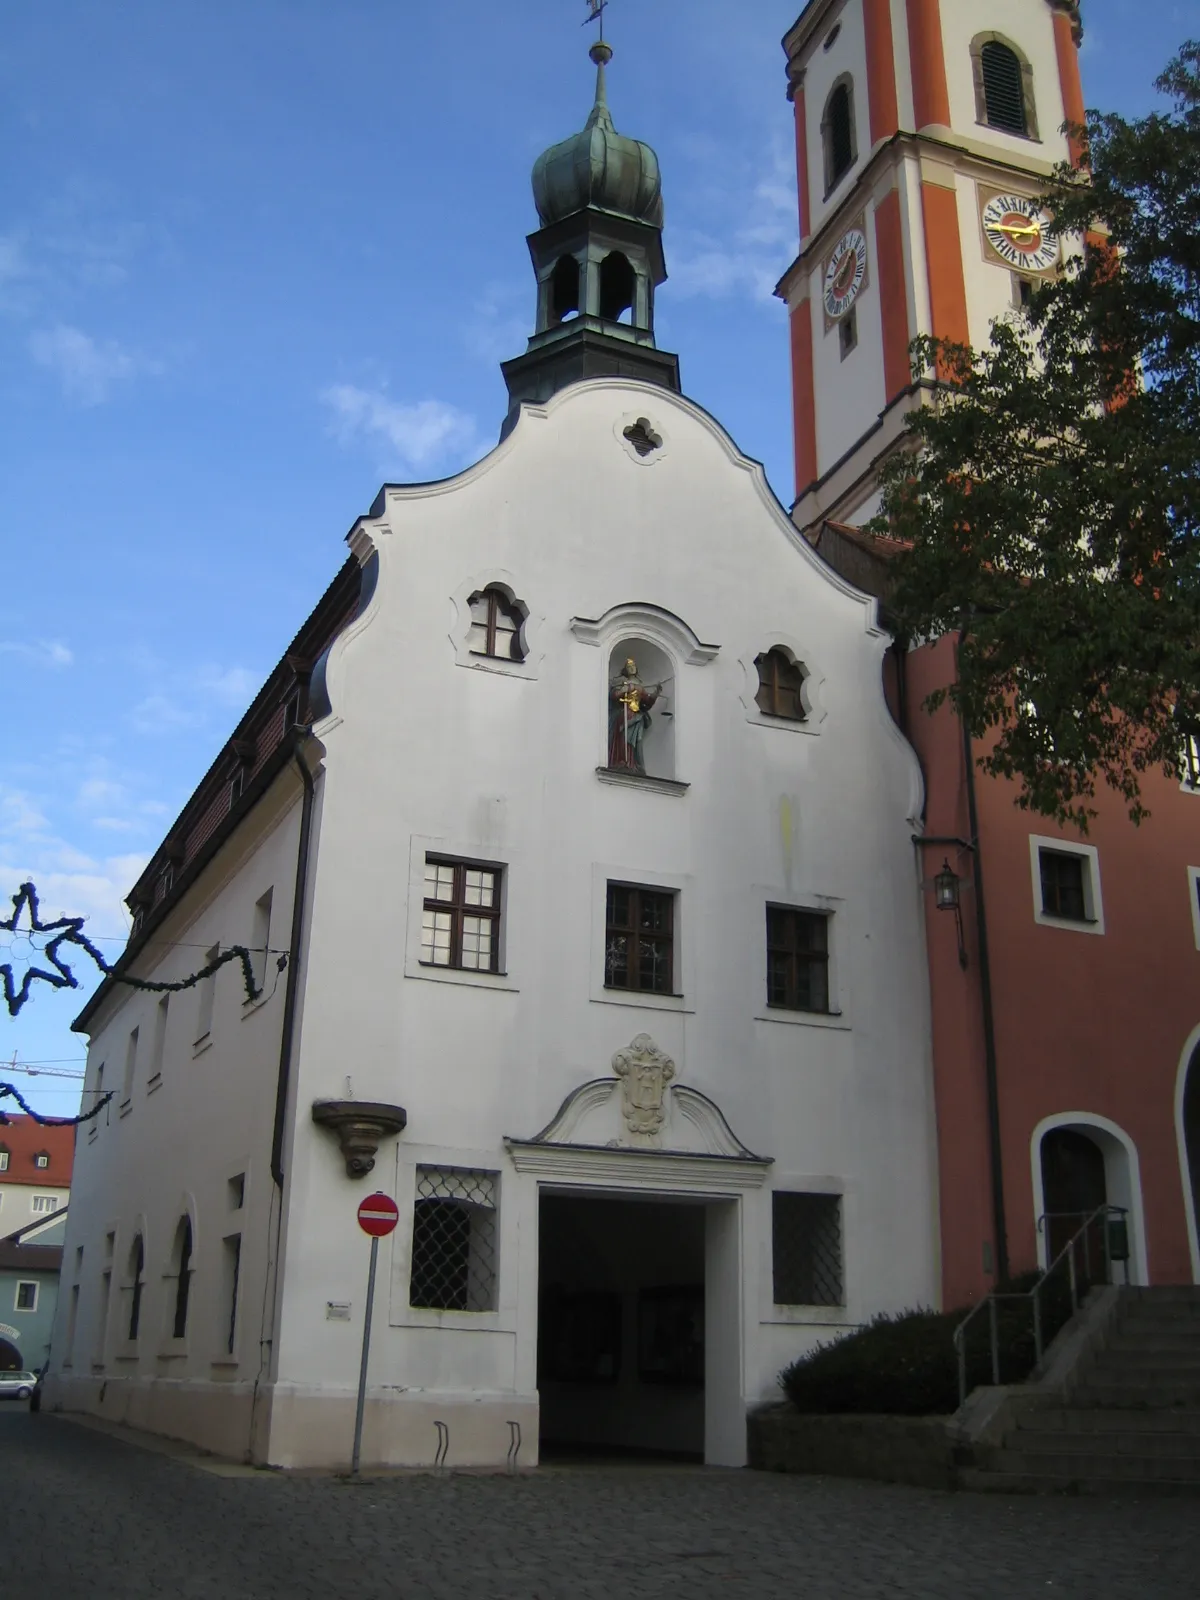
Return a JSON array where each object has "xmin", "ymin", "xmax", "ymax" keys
[{"xmin": 350, "ymin": 1233, "xmax": 379, "ymax": 1475}]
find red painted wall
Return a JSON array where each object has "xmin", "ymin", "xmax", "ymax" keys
[{"xmin": 903, "ymin": 639, "xmax": 1200, "ymax": 1306}]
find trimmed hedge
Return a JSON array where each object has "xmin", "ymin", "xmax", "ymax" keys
[{"xmin": 779, "ymin": 1269, "xmax": 1085, "ymax": 1416}]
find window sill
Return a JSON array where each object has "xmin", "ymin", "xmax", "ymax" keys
[
  {"xmin": 1033, "ymin": 911, "xmax": 1104, "ymax": 936},
  {"xmin": 410, "ymin": 962, "xmax": 519, "ymax": 993},
  {"xmin": 193, "ymin": 1034, "xmax": 214, "ymax": 1059},
  {"xmin": 146, "ymin": 1073, "xmax": 162, "ymax": 1095},
  {"xmin": 593, "ymin": 988, "xmax": 694, "ymax": 1015},
  {"xmin": 761, "ymin": 1305, "xmax": 854, "ymax": 1328},
  {"xmin": 975, "ymin": 118, "xmax": 1041, "ymax": 144},
  {"xmin": 390, "ymin": 1307, "xmax": 506, "ymax": 1333},
  {"xmin": 756, "ymin": 1007, "xmax": 849, "ymax": 1031},
  {"xmin": 157, "ymin": 1340, "xmax": 189, "ymax": 1361},
  {"xmin": 241, "ymin": 991, "xmax": 272, "ymax": 1020},
  {"xmin": 118, "ymin": 1099, "xmax": 132, "ymax": 1119},
  {"xmin": 210, "ymin": 1357, "xmax": 240, "ymax": 1371},
  {"xmin": 595, "ymin": 766, "xmax": 689, "ymax": 797},
  {"xmin": 87, "ymin": 1127, "xmax": 98, "ymax": 1143}
]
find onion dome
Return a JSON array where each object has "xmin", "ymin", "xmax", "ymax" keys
[{"xmin": 532, "ymin": 42, "xmax": 664, "ymax": 229}]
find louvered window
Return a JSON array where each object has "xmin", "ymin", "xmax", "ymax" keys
[{"xmin": 981, "ymin": 41, "xmax": 1027, "ymax": 136}]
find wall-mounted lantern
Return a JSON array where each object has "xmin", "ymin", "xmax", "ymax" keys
[{"xmin": 934, "ymin": 858, "xmax": 969, "ymax": 969}]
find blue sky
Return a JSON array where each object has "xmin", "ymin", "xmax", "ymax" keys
[{"xmin": 1, "ymin": 0, "xmax": 1193, "ymax": 1115}]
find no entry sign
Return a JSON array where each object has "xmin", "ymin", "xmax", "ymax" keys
[{"xmin": 356, "ymin": 1192, "xmax": 399, "ymax": 1238}]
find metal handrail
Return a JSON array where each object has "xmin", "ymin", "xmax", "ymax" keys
[{"xmin": 952, "ymin": 1203, "xmax": 1130, "ymax": 1407}]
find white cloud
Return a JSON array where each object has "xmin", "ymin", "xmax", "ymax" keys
[
  {"xmin": 196, "ymin": 665, "xmax": 260, "ymax": 706},
  {"xmin": 28, "ymin": 323, "xmax": 157, "ymax": 406},
  {"xmin": 669, "ymin": 144, "xmax": 797, "ymax": 306},
  {"xmin": 0, "ymin": 639, "xmax": 73, "ymax": 668},
  {"xmin": 128, "ymin": 693, "xmax": 199, "ymax": 735},
  {"xmin": 323, "ymin": 385, "xmax": 481, "ymax": 475}
]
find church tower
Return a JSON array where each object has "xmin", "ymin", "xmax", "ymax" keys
[
  {"xmin": 501, "ymin": 40, "xmax": 681, "ymax": 427},
  {"xmin": 778, "ymin": 0, "xmax": 1085, "ymax": 533}
]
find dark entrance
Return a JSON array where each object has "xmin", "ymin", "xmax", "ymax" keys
[
  {"xmin": 1041, "ymin": 1127, "xmax": 1107, "ymax": 1266},
  {"xmin": 1184, "ymin": 1047, "xmax": 1200, "ymax": 1260},
  {"xmin": 537, "ymin": 1193, "xmax": 704, "ymax": 1461},
  {"xmin": 0, "ymin": 1337, "xmax": 22, "ymax": 1372}
]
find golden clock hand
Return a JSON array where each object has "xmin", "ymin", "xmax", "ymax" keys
[{"xmin": 993, "ymin": 221, "xmax": 1040, "ymax": 239}]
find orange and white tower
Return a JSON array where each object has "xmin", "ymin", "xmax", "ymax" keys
[{"xmin": 778, "ymin": 0, "xmax": 1085, "ymax": 531}]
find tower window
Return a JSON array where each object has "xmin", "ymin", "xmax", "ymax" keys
[
  {"xmin": 822, "ymin": 79, "xmax": 857, "ymax": 193},
  {"xmin": 550, "ymin": 254, "xmax": 580, "ymax": 323},
  {"xmin": 839, "ymin": 307, "xmax": 858, "ymax": 359},
  {"xmin": 599, "ymin": 251, "xmax": 636, "ymax": 323},
  {"xmin": 979, "ymin": 39, "xmax": 1030, "ymax": 137}
]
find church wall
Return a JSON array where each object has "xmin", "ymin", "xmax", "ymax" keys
[
  {"xmin": 801, "ymin": 0, "xmax": 871, "ymax": 247},
  {"xmin": 44, "ymin": 770, "xmax": 307, "ymax": 1460},
  {"xmin": 936, "ymin": 0, "xmax": 1069, "ymax": 163},
  {"xmin": 262, "ymin": 377, "xmax": 939, "ymax": 1467}
]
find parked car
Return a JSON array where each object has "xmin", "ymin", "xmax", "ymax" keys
[{"xmin": 0, "ymin": 1371, "xmax": 39, "ymax": 1401}]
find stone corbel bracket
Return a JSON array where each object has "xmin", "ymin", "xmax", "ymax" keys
[{"xmin": 311, "ymin": 1100, "xmax": 408, "ymax": 1178}]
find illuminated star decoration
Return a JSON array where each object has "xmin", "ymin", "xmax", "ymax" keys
[
  {"xmin": 0, "ymin": 881, "xmax": 108, "ymax": 1017},
  {"xmin": 0, "ymin": 879, "xmax": 273, "ymax": 1017}
]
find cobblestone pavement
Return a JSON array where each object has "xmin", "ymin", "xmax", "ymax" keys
[{"xmin": 3, "ymin": 1408, "xmax": 1197, "ymax": 1600}]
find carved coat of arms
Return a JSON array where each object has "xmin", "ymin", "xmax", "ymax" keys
[{"xmin": 612, "ymin": 1033, "xmax": 676, "ymax": 1147}]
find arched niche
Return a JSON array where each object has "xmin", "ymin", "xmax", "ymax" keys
[
  {"xmin": 551, "ymin": 254, "xmax": 581, "ymax": 324},
  {"xmin": 607, "ymin": 638, "xmax": 675, "ymax": 780},
  {"xmin": 599, "ymin": 251, "xmax": 636, "ymax": 323}
]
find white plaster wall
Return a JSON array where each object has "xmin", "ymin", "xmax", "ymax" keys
[
  {"xmin": 938, "ymin": 0, "xmax": 1071, "ymax": 165},
  {"xmin": 44, "ymin": 778, "xmax": 306, "ymax": 1460},
  {"xmin": 810, "ymin": 191, "xmax": 889, "ymax": 482},
  {"xmin": 803, "ymin": 0, "xmax": 871, "ymax": 243},
  {"xmin": 270, "ymin": 376, "xmax": 939, "ymax": 1460}
]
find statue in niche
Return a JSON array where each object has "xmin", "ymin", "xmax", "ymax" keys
[
  {"xmin": 608, "ymin": 658, "xmax": 664, "ymax": 774},
  {"xmin": 613, "ymin": 1032, "xmax": 676, "ymax": 1148}
]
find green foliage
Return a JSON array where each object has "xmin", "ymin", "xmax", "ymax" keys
[
  {"xmin": 778, "ymin": 1271, "xmax": 1083, "ymax": 1417},
  {"xmin": 870, "ymin": 44, "xmax": 1200, "ymax": 832}
]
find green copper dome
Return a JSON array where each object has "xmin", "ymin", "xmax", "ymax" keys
[{"xmin": 532, "ymin": 43, "xmax": 664, "ymax": 229}]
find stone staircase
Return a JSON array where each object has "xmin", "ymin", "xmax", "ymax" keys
[{"xmin": 962, "ymin": 1287, "xmax": 1200, "ymax": 1494}]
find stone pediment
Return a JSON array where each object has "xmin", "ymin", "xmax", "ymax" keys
[{"xmin": 517, "ymin": 1033, "xmax": 764, "ymax": 1161}]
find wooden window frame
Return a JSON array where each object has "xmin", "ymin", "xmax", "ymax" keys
[
  {"xmin": 604, "ymin": 883, "xmax": 676, "ymax": 996},
  {"xmin": 467, "ymin": 587, "xmax": 525, "ymax": 662},
  {"xmin": 755, "ymin": 649, "xmax": 807, "ymax": 721},
  {"xmin": 766, "ymin": 905, "xmax": 831, "ymax": 1014},
  {"xmin": 421, "ymin": 857, "xmax": 503, "ymax": 974},
  {"xmin": 1038, "ymin": 849, "xmax": 1087, "ymax": 922}
]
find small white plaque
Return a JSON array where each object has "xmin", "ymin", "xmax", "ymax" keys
[{"xmin": 325, "ymin": 1301, "xmax": 351, "ymax": 1321}]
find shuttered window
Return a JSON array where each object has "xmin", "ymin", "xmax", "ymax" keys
[{"xmin": 982, "ymin": 41, "xmax": 1027, "ymax": 136}]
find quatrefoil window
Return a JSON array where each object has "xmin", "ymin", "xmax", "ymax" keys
[{"xmin": 622, "ymin": 418, "xmax": 663, "ymax": 458}]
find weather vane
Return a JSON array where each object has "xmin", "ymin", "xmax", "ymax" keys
[{"xmin": 584, "ymin": 0, "xmax": 608, "ymax": 41}]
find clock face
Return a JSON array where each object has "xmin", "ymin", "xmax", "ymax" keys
[
  {"xmin": 823, "ymin": 228, "xmax": 868, "ymax": 320},
  {"xmin": 981, "ymin": 193, "xmax": 1058, "ymax": 273}
]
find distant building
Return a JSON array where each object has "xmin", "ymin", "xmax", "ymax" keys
[
  {"xmin": 47, "ymin": 39, "xmax": 940, "ymax": 1469},
  {"xmin": 0, "ymin": 1210, "xmax": 69, "ymax": 1373},
  {"xmin": 777, "ymin": 0, "xmax": 1200, "ymax": 1301},
  {"xmin": 0, "ymin": 1116, "xmax": 72, "ymax": 1241}
]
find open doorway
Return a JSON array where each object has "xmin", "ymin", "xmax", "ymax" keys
[{"xmin": 538, "ymin": 1192, "xmax": 705, "ymax": 1461}]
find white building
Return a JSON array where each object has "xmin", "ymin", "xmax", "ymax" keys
[{"xmin": 47, "ymin": 39, "xmax": 939, "ymax": 1469}]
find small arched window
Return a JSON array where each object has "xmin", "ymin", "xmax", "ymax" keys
[
  {"xmin": 467, "ymin": 587, "xmax": 526, "ymax": 662},
  {"xmin": 550, "ymin": 254, "xmax": 580, "ymax": 323},
  {"xmin": 755, "ymin": 649, "xmax": 807, "ymax": 721},
  {"xmin": 822, "ymin": 79, "xmax": 856, "ymax": 193},
  {"xmin": 127, "ymin": 1236, "xmax": 144, "ymax": 1340},
  {"xmin": 171, "ymin": 1218, "xmax": 193, "ymax": 1339},
  {"xmin": 599, "ymin": 251, "xmax": 637, "ymax": 323}
]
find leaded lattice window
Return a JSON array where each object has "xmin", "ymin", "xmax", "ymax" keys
[
  {"xmin": 767, "ymin": 907, "xmax": 830, "ymax": 1013},
  {"xmin": 421, "ymin": 858, "xmax": 502, "ymax": 972},
  {"xmin": 772, "ymin": 1192, "xmax": 843, "ymax": 1307},
  {"xmin": 409, "ymin": 1167, "xmax": 498, "ymax": 1313},
  {"xmin": 604, "ymin": 884, "xmax": 674, "ymax": 995}
]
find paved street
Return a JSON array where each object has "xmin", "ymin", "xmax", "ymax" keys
[{"xmin": 2, "ymin": 1406, "xmax": 1197, "ymax": 1600}]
